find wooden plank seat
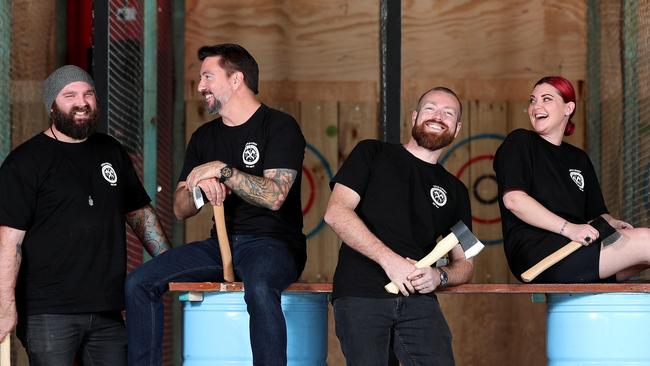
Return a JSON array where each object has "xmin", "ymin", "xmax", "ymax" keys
[{"xmin": 169, "ymin": 281, "xmax": 650, "ymax": 294}]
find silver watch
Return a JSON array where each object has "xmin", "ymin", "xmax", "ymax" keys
[{"xmin": 438, "ymin": 268, "xmax": 449, "ymax": 287}]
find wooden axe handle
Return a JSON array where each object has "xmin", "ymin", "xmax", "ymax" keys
[
  {"xmin": 0, "ymin": 336, "xmax": 9, "ymax": 366},
  {"xmin": 213, "ymin": 205, "xmax": 235, "ymax": 282},
  {"xmin": 520, "ymin": 241, "xmax": 583, "ymax": 283},
  {"xmin": 384, "ymin": 232, "xmax": 460, "ymax": 294}
]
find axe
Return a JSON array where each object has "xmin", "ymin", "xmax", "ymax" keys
[
  {"xmin": 384, "ymin": 221, "xmax": 485, "ymax": 294},
  {"xmin": 193, "ymin": 186, "xmax": 235, "ymax": 282},
  {"xmin": 520, "ymin": 216, "xmax": 621, "ymax": 283},
  {"xmin": 0, "ymin": 336, "xmax": 9, "ymax": 366}
]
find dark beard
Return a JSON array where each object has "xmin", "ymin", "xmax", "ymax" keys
[
  {"xmin": 51, "ymin": 103, "xmax": 99, "ymax": 140},
  {"xmin": 411, "ymin": 119, "xmax": 455, "ymax": 151}
]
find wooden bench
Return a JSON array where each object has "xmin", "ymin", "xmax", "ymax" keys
[{"xmin": 171, "ymin": 282, "xmax": 650, "ymax": 365}]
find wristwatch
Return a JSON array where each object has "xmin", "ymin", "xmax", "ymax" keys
[
  {"xmin": 438, "ymin": 268, "xmax": 449, "ymax": 287},
  {"xmin": 219, "ymin": 164, "xmax": 233, "ymax": 183}
]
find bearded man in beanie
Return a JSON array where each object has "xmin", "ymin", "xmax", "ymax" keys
[{"xmin": 0, "ymin": 65, "xmax": 171, "ymax": 365}]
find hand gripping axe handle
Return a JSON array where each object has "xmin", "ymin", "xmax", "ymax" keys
[
  {"xmin": 520, "ymin": 216, "xmax": 620, "ymax": 283},
  {"xmin": 384, "ymin": 221, "xmax": 485, "ymax": 294},
  {"xmin": 0, "ymin": 336, "xmax": 9, "ymax": 366},
  {"xmin": 193, "ymin": 187, "xmax": 235, "ymax": 282}
]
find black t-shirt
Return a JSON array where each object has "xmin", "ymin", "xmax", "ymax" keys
[
  {"xmin": 180, "ymin": 104, "xmax": 306, "ymax": 255},
  {"xmin": 494, "ymin": 129, "xmax": 608, "ymax": 278},
  {"xmin": 0, "ymin": 133, "xmax": 150, "ymax": 315},
  {"xmin": 330, "ymin": 140, "xmax": 472, "ymax": 299}
]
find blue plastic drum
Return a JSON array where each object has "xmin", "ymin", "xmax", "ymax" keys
[
  {"xmin": 547, "ymin": 293, "xmax": 650, "ymax": 365},
  {"xmin": 182, "ymin": 292, "xmax": 328, "ymax": 365}
]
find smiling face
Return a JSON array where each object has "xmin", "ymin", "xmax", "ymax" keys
[
  {"xmin": 51, "ymin": 81, "xmax": 99, "ymax": 140},
  {"xmin": 528, "ymin": 83, "xmax": 575, "ymax": 140},
  {"xmin": 411, "ymin": 90, "xmax": 461, "ymax": 151},
  {"xmin": 197, "ymin": 56, "xmax": 237, "ymax": 115}
]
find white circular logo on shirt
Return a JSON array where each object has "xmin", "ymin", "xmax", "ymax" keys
[
  {"xmin": 101, "ymin": 162, "xmax": 118, "ymax": 186},
  {"xmin": 569, "ymin": 169, "xmax": 584, "ymax": 191},
  {"xmin": 242, "ymin": 142, "xmax": 260, "ymax": 167},
  {"xmin": 430, "ymin": 185, "xmax": 448, "ymax": 208}
]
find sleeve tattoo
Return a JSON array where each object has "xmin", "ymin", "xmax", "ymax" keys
[
  {"xmin": 228, "ymin": 168, "xmax": 297, "ymax": 210},
  {"xmin": 126, "ymin": 205, "xmax": 171, "ymax": 256}
]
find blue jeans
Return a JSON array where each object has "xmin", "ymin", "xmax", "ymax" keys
[
  {"xmin": 333, "ymin": 296, "xmax": 455, "ymax": 366},
  {"xmin": 125, "ymin": 235, "xmax": 302, "ymax": 366},
  {"xmin": 16, "ymin": 311, "xmax": 127, "ymax": 366}
]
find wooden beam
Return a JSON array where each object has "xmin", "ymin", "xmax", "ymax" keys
[{"xmin": 169, "ymin": 282, "xmax": 650, "ymax": 294}]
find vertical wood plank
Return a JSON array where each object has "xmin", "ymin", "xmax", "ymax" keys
[
  {"xmin": 468, "ymin": 101, "xmax": 510, "ymax": 282},
  {"xmin": 338, "ymin": 102, "xmax": 378, "ymax": 164},
  {"xmin": 298, "ymin": 101, "xmax": 339, "ymax": 283}
]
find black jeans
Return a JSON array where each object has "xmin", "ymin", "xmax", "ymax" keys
[
  {"xmin": 333, "ymin": 296, "xmax": 455, "ymax": 366},
  {"xmin": 17, "ymin": 311, "xmax": 127, "ymax": 366}
]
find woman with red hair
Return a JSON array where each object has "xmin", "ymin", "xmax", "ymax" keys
[{"xmin": 494, "ymin": 76, "xmax": 650, "ymax": 283}]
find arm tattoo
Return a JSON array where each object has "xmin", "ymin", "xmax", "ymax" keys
[
  {"xmin": 228, "ymin": 168, "xmax": 297, "ymax": 210},
  {"xmin": 15, "ymin": 242, "xmax": 22, "ymax": 269},
  {"xmin": 126, "ymin": 205, "xmax": 172, "ymax": 256}
]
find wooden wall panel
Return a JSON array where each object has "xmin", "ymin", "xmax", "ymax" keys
[
  {"xmin": 11, "ymin": 0, "xmax": 57, "ymax": 147},
  {"xmin": 184, "ymin": 0, "xmax": 379, "ymax": 83},
  {"xmin": 298, "ymin": 101, "xmax": 340, "ymax": 282},
  {"xmin": 337, "ymin": 102, "xmax": 378, "ymax": 162}
]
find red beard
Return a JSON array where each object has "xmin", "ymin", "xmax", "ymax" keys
[{"xmin": 411, "ymin": 119, "xmax": 455, "ymax": 151}]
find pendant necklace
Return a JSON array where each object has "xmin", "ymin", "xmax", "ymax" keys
[{"xmin": 51, "ymin": 126, "xmax": 95, "ymax": 207}]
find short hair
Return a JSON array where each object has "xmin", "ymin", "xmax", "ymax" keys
[
  {"xmin": 416, "ymin": 87, "xmax": 463, "ymax": 122},
  {"xmin": 198, "ymin": 44, "xmax": 259, "ymax": 95},
  {"xmin": 534, "ymin": 76, "xmax": 576, "ymax": 136}
]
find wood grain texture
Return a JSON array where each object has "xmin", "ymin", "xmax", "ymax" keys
[
  {"xmin": 184, "ymin": 0, "xmax": 379, "ymax": 83},
  {"xmin": 299, "ymin": 101, "xmax": 340, "ymax": 283},
  {"xmin": 10, "ymin": 0, "xmax": 57, "ymax": 148}
]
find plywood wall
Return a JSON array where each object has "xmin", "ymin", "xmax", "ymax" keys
[{"xmin": 184, "ymin": 1, "xmax": 586, "ymax": 365}]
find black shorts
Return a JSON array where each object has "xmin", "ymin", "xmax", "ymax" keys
[{"xmin": 506, "ymin": 232, "xmax": 615, "ymax": 283}]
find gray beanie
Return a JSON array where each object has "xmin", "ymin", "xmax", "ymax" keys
[{"xmin": 43, "ymin": 65, "xmax": 95, "ymax": 116}]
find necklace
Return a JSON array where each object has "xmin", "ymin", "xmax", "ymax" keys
[
  {"xmin": 50, "ymin": 125, "xmax": 59, "ymax": 141},
  {"xmin": 51, "ymin": 127, "xmax": 95, "ymax": 207}
]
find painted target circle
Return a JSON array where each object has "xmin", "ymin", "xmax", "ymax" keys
[
  {"xmin": 473, "ymin": 174, "xmax": 498, "ymax": 205},
  {"xmin": 440, "ymin": 134, "xmax": 506, "ymax": 245},
  {"xmin": 302, "ymin": 143, "xmax": 334, "ymax": 239}
]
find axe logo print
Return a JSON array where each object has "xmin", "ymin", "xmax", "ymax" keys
[
  {"xmin": 242, "ymin": 142, "xmax": 260, "ymax": 167},
  {"xmin": 430, "ymin": 185, "xmax": 448, "ymax": 208},
  {"xmin": 569, "ymin": 169, "xmax": 584, "ymax": 191}
]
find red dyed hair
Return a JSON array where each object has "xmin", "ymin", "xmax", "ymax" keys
[{"xmin": 534, "ymin": 76, "xmax": 576, "ymax": 136}]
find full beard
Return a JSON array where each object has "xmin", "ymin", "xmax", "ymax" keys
[
  {"xmin": 51, "ymin": 103, "xmax": 99, "ymax": 140},
  {"xmin": 411, "ymin": 119, "xmax": 455, "ymax": 151}
]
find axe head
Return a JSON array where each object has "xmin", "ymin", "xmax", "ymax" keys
[
  {"xmin": 450, "ymin": 220, "xmax": 485, "ymax": 259},
  {"xmin": 589, "ymin": 216, "xmax": 621, "ymax": 246}
]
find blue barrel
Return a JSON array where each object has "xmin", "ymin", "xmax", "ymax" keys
[
  {"xmin": 182, "ymin": 292, "xmax": 329, "ymax": 365},
  {"xmin": 547, "ymin": 293, "xmax": 650, "ymax": 365}
]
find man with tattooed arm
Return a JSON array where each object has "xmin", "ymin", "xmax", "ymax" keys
[
  {"xmin": 0, "ymin": 65, "xmax": 170, "ymax": 365},
  {"xmin": 125, "ymin": 44, "xmax": 306, "ymax": 366}
]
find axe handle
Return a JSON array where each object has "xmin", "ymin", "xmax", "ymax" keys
[
  {"xmin": 520, "ymin": 241, "xmax": 583, "ymax": 283},
  {"xmin": 213, "ymin": 205, "xmax": 235, "ymax": 282},
  {"xmin": 384, "ymin": 233, "xmax": 460, "ymax": 294},
  {"xmin": 0, "ymin": 336, "xmax": 9, "ymax": 366}
]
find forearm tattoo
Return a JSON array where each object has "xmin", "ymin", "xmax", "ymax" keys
[
  {"xmin": 126, "ymin": 206, "xmax": 172, "ymax": 256},
  {"xmin": 228, "ymin": 168, "xmax": 297, "ymax": 210},
  {"xmin": 15, "ymin": 243, "xmax": 22, "ymax": 269}
]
